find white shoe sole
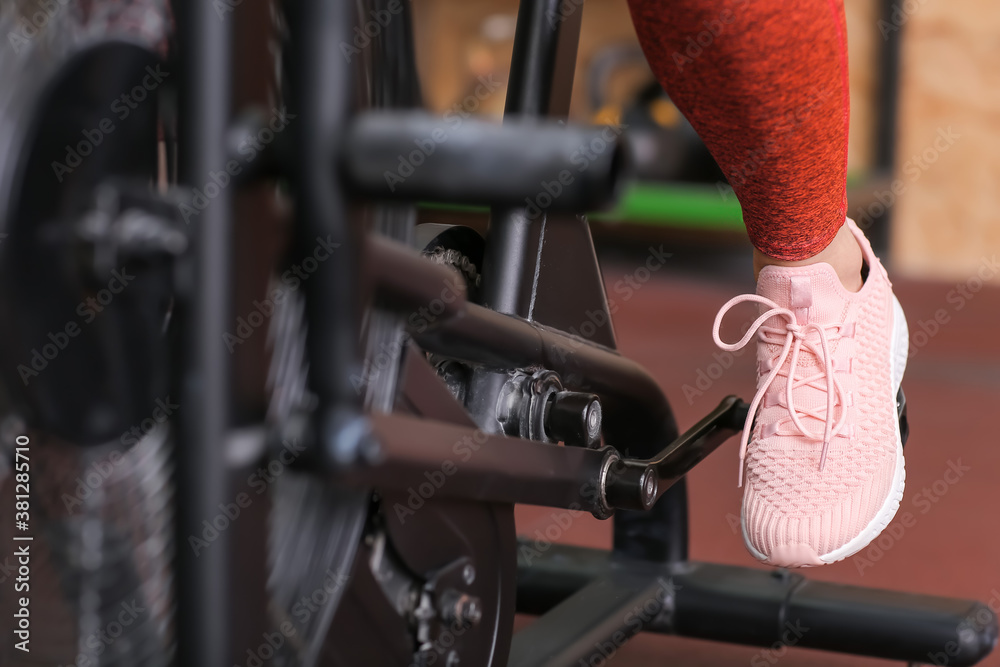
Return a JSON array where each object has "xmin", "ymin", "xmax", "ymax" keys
[{"xmin": 742, "ymin": 294, "xmax": 909, "ymax": 566}]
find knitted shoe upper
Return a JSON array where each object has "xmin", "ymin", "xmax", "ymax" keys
[{"xmin": 713, "ymin": 218, "xmax": 904, "ymax": 563}]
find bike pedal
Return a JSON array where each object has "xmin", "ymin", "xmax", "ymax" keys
[{"xmin": 896, "ymin": 387, "xmax": 909, "ymax": 448}]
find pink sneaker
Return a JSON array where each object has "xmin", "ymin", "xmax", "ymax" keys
[{"xmin": 713, "ymin": 218, "xmax": 908, "ymax": 567}]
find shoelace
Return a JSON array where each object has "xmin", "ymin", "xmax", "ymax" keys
[{"xmin": 713, "ymin": 294, "xmax": 848, "ymax": 487}]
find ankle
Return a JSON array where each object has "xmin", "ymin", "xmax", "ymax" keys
[{"xmin": 753, "ymin": 223, "xmax": 863, "ymax": 292}]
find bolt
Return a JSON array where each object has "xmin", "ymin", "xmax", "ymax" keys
[
  {"xmin": 586, "ymin": 400, "xmax": 602, "ymax": 443},
  {"xmin": 642, "ymin": 471, "xmax": 657, "ymax": 506},
  {"xmin": 439, "ymin": 590, "xmax": 483, "ymax": 627},
  {"xmin": 462, "ymin": 564, "xmax": 476, "ymax": 585},
  {"xmin": 463, "ymin": 598, "xmax": 481, "ymax": 625},
  {"xmin": 547, "ymin": 391, "xmax": 602, "ymax": 446}
]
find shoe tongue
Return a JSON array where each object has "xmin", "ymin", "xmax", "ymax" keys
[
  {"xmin": 755, "ymin": 264, "xmax": 851, "ymax": 415},
  {"xmin": 756, "ymin": 263, "xmax": 848, "ymax": 327}
]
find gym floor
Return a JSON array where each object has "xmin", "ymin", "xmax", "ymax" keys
[{"xmin": 514, "ymin": 238, "xmax": 1000, "ymax": 666}]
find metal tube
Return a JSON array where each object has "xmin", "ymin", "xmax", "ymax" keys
[
  {"xmin": 508, "ymin": 573, "xmax": 670, "ymax": 667},
  {"xmin": 287, "ymin": 0, "xmax": 371, "ymax": 455},
  {"xmin": 336, "ymin": 412, "xmax": 616, "ymax": 515},
  {"xmin": 505, "ymin": 0, "xmax": 581, "ymax": 119},
  {"xmin": 516, "ymin": 543, "xmax": 999, "ymax": 667},
  {"xmin": 173, "ymin": 0, "xmax": 232, "ymax": 664},
  {"xmin": 364, "ymin": 232, "xmax": 468, "ymax": 322},
  {"xmin": 289, "ymin": 0, "xmax": 358, "ymax": 406},
  {"xmin": 342, "ymin": 112, "xmax": 628, "ymax": 211},
  {"xmin": 867, "ymin": 0, "xmax": 902, "ymax": 255}
]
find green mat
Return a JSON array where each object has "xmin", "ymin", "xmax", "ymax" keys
[{"xmin": 419, "ymin": 182, "xmax": 745, "ymax": 231}]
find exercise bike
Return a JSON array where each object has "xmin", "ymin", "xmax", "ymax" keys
[{"xmin": 0, "ymin": 1, "xmax": 995, "ymax": 665}]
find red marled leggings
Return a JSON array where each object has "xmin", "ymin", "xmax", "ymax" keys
[{"xmin": 628, "ymin": 0, "xmax": 849, "ymax": 261}]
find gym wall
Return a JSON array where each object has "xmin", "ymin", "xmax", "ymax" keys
[{"xmin": 890, "ymin": 1, "xmax": 1000, "ymax": 284}]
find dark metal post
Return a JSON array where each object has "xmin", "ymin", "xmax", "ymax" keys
[
  {"xmin": 869, "ymin": 0, "xmax": 902, "ymax": 255},
  {"xmin": 286, "ymin": 0, "xmax": 368, "ymax": 457},
  {"xmin": 505, "ymin": 0, "xmax": 582, "ymax": 119},
  {"xmin": 173, "ymin": 1, "xmax": 232, "ymax": 665},
  {"xmin": 480, "ymin": 0, "xmax": 583, "ymax": 317}
]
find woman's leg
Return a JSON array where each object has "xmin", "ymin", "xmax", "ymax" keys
[
  {"xmin": 628, "ymin": 0, "xmax": 862, "ymax": 289},
  {"xmin": 629, "ymin": 0, "xmax": 907, "ymax": 569}
]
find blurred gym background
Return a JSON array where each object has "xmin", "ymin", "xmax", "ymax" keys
[{"xmin": 412, "ymin": 0, "xmax": 998, "ymax": 281}]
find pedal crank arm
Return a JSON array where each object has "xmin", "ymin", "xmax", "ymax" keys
[{"xmin": 605, "ymin": 396, "xmax": 748, "ymax": 511}]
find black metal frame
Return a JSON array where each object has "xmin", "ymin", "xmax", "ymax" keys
[
  {"xmin": 514, "ymin": 542, "xmax": 998, "ymax": 666},
  {"xmin": 172, "ymin": 2, "xmax": 239, "ymax": 664},
  {"xmin": 163, "ymin": 0, "xmax": 996, "ymax": 665}
]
